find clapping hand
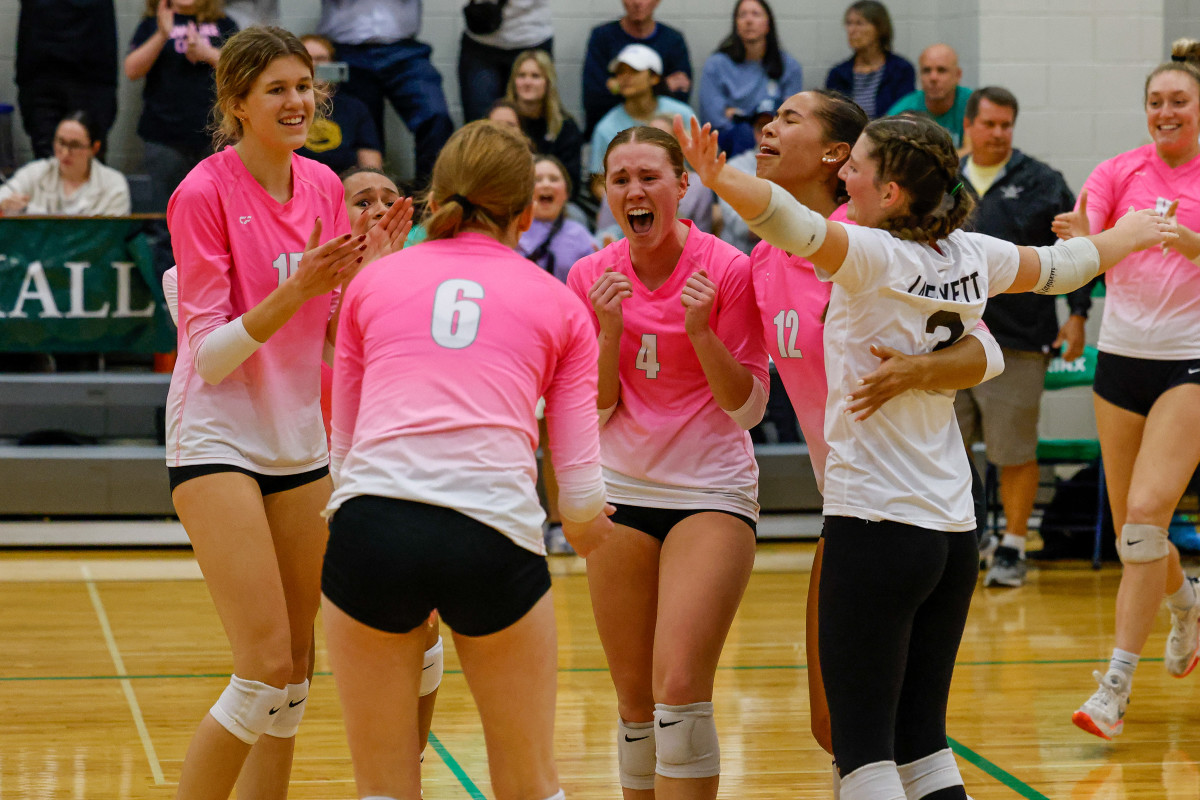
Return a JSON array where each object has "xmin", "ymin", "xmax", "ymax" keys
[
  {"xmin": 354, "ymin": 195, "xmax": 415, "ymax": 266},
  {"xmin": 1051, "ymin": 189, "xmax": 1091, "ymax": 240},
  {"xmin": 293, "ymin": 218, "xmax": 366, "ymax": 299}
]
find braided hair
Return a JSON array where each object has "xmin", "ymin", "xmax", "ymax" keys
[{"xmin": 861, "ymin": 115, "xmax": 974, "ymax": 243}]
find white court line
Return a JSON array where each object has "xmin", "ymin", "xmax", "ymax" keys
[{"xmin": 83, "ymin": 566, "xmax": 166, "ymax": 786}]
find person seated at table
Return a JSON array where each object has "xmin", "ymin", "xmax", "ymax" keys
[{"xmin": 0, "ymin": 111, "xmax": 130, "ymax": 216}]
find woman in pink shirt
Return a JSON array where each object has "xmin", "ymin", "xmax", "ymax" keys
[
  {"xmin": 567, "ymin": 125, "xmax": 768, "ymax": 800},
  {"xmin": 1053, "ymin": 61, "xmax": 1200, "ymax": 741},
  {"xmin": 322, "ymin": 120, "xmax": 614, "ymax": 800},
  {"xmin": 165, "ymin": 27, "xmax": 408, "ymax": 800}
]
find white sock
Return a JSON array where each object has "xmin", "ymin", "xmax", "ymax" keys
[
  {"xmin": 1167, "ymin": 576, "xmax": 1196, "ymax": 611},
  {"xmin": 1109, "ymin": 648, "xmax": 1139, "ymax": 677},
  {"xmin": 541, "ymin": 790, "xmax": 565, "ymax": 800},
  {"xmin": 1000, "ymin": 532, "xmax": 1026, "ymax": 557},
  {"xmin": 840, "ymin": 761, "xmax": 905, "ymax": 800},
  {"xmin": 897, "ymin": 748, "xmax": 964, "ymax": 799}
]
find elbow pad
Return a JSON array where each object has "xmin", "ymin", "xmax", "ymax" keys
[
  {"xmin": 556, "ymin": 463, "xmax": 608, "ymax": 523},
  {"xmin": 194, "ymin": 316, "xmax": 263, "ymax": 385},
  {"xmin": 725, "ymin": 377, "xmax": 768, "ymax": 430},
  {"xmin": 746, "ymin": 181, "xmax": 827, "ymax": 257},
  {"xmin": 1032, "ymin": 238, "xmax": 1101, "ymax": 295},
  {"xmin": 162, "ymin": 267, "xmax": 179, "ymax": 326},
  {"xmin": 966, "ymin": 328, "xmax": 1005, "ymax": 383}
]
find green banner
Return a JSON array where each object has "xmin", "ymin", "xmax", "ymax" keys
[{"xmin": 0, "ymin": 218, "xmax": 174, "ymax": 353}]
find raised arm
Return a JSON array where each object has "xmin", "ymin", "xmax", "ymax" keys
[{"xmin": 674, "ymin": 115, "xmax": 851, "ymax": 275}]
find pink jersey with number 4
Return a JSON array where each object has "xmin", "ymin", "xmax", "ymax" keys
[
  {"xmin": 567, "ymin": 222, "xmax": 769, "ymax": 502},
  {"xmin": 328, "ymin": 232, "xmax": 602, "ymax": 554},
  {"xmin": 1081, "ymin": 144, "xmax": 1200, "ymax": 359},
  {"xmin": 752, "ymin": 205, "xmax": 851, "ymax": 489},
  {"xmin": 165, "ymin": 147, "xmax": 350, "ymax": 472}
]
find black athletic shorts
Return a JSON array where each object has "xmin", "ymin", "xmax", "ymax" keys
[
  {"xmin": 610, "ymin": 503, "xmax": 757, "ymax": 542},
  {"xmin": 168, "ymin": 463, "xmax": 329, "ymax": 494},
  {"xmin": 322, "ymin": 495, "xmax": 552, "ymax": 637},
  {"xmin": 1093, "ymin": 352, "xmax": 1200, "ymax": 417}
]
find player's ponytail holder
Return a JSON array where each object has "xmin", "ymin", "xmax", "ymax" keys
[{"xmin": 447, "ymin": 193, "xmax": 476, "ymax": 215}]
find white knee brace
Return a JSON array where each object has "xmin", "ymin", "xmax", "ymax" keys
[
  {"xmin": 421, "ymin": 636, "xmax": 444, "ymax": 697},
  {"xmin": 264, "ymin": 679, "xmax": 309, "ymax": 739},
  {"xmin": 896, "ymin": 749, "xmax": 963, "ymax": 800},
  {"xmin": 1117, "ymin": 523, "xmax": 1169, "ymax": 564},
  {"xmin": 209, "ymin": 675, "xmax": 289, "ymax": 745},
  {"xmin": 841, "ymin": 761, "xmax": 905, "ymax": 800},
  {"xmin": 653, "ymin": 702, "xmax": 720, "ymax": 779},
  {"xmin": 617, "ymin": 717, "xmax": 656, "ymax": 790}
]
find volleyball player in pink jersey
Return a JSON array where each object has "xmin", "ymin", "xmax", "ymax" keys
[
  {"xmin": 1051, "ymin": 61, "xmax": 1200, "ymax": 740},
  {"xmin": 747, "ymin": 91, "xmax": 1005, "ymax": 776},
  {"xmin": 678, "ymin": 112, "xmax": 1172, "ymax": 800},
  {"xmin": 321, "ymin": 120, "xmax": 613, "ymax": 800},
  {"xmin": 567, "ymin": 125, "xmax": 768, "ymax": 800},
  {"xmin": 165, "ymin": 27, "xmax": 409, "ymax": 800}
]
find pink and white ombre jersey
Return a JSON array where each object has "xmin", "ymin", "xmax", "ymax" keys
[
  {"xmin": 752, "ymin": 205, "xmax": 850, "ymax": 491},
  {"xmin": 568, "ymin": 223, "xmax": 770, "ymax": 518},
  {"xmin": 165, "ymin": 148, "xmax": 350, "ymax": 472},
  {"xmin": 328, "ymin": 232, "xmax": 602, "ymax": 555},
  {"xmin": 1082, "ymin": 144, "xmax": 1200, "ymax": 359}
]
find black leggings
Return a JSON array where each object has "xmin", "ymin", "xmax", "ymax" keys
[{"xmin": 818, "ymin": 516, "xmax": 978, "ymax": 778}]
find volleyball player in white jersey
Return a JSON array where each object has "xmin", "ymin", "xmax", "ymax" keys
[
  {"xmin": 321, "ymin": 120, "xmax": 613, "ymax": 800},
  {"xmin": 677, "ymin": 113, "xmax": 1172, "ymax": 800},
  {"xmin": 165, "ymin": 27, "xmax": 409, "ymax": 800},
  {"xmin": 567, "ymin": 125, "xmax": 769, "ymax": 800},
  {"xmin": 1050, "ymin": 60, "xmax": 1200, "ymax": 740}
]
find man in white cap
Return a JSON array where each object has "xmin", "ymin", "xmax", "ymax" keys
[
  {"xmin": 582, "ymin": 0, "xmax": 693, "ymax": 135},
  {"xmin": 587, "ymin": 43, "xmax": 697, "ymax": 177}
]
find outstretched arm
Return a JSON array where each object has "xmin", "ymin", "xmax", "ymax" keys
[{"xmin": 674, "ymin": 115, "xmax": 851, "ymax": 275}]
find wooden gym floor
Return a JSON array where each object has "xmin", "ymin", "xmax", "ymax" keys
[{"xmin": 2, "ymin": 541, "xmax": 1200, "ymax": 800}]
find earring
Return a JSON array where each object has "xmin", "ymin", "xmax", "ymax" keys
[{"xmin": 822, "ymin": 157, "xmax": 837, "ymax": 163}]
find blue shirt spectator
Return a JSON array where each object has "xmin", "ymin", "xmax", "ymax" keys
[
  {"xmin": 699, "ymin": 0, "xmax": 801, "ymax": 156},
  {"xmin": 824, "ymin": 1, "xmax": 914, "ymax": 118},
  {"xmin": 582, "ymin": 1, "xmax": 692, "ymax": 135}
]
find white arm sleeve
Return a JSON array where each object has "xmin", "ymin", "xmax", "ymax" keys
[
  {"xmin": 1032, "ymin": 237, "xmax": 1101, "ymax": 295},
  {"xmin": 162, "ymin": 267, "xmax": 179, "ymax": 326},
  {"xmin": 194, "ymin": 316, "xmax": 264, "ymax": 385},
  {"xmin": 966, "ymin": 328, "xmax": 1005, "ymax": 384},
  {"xmin": 597, "ymin": 402, "xmax": 617, "ymax": 427},
  {"xmin": 725, "ymin": 377, "xmax": 769, "ymax": 430},
  {"xmin": 556, "ymin": 462, "xmax": 608, "ymax": 523},
  {"xmin": 745, "ymin": 180, "xmax": 828, "ymax": 257}
]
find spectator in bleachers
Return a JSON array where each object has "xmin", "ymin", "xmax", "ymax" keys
[
  {"xmin": 595, "ymin": 115, "xmax": 713, "ymax": 243},
  {"xmin": 297, "ymin": 34, "xmax": 383, "ymax": 173},
  {"xmin": 824, "ymin": 0, "xmax": 914, "ymax": 119},
  {"xmin": 15, "ymin": 0, "xmax": 119, "ymax": 160},
  {"xmin": 0, "ymin": 111, "xmax": 130, "ymax": 216},
  {"xmin": 519, "ymin": 155, "xmax": 596, "ymax": 282},
  {"xmin": 125, "ymin": 0, "xmax": 238, "ymax": 211},
  {"xmin": 886, "ymin": 43, "xmax": 971, "ymax": 149},
  {"xmin": 582, "ymin": 0, "xmax": 693, "ymax": 135},
  {"xmin": 318, "ymin": 0, "xmax": 455, "ymax": 187},
  {"xmin": 588, "ymin": 45, "xmax": 696, "ymax": 177},
  {"xmin": 458, "ymin": 0, "xmax": 554, "ymax": 122},
  {"xmin": 699, "ymin": 0, "xmax": 802, "ymax": 156},
  {"xmin": 505, "ymin": 50, "xmax": 585, "ymax": 198},
  {"xmin": 486, "ymin": 99, "xmax": 524, "ymax": 131}
]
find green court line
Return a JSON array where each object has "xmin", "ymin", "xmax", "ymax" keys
[
  {"xmin": 427, "ymin": 731, "xmax": 486, "ymax": 800},
  {"xmin": 0, "ymin": 656, "xmax": 1163, "ymax": 683},
  {"xmin": 949, "ymin": 737, "xmax": 1052, "ymax": 800}
]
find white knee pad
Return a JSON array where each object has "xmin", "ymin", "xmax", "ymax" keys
[
  {"xmin": 617, "ymin": 717, "xmax": 656, "ymax": 790},
  {"xmin": 209, "ymin": 675, "xmax": 289, "ymax": 745},
  {"xmin": 265, "ymin": 679, "xmax": 309, "ymax": 739},
  {"xmin": 841, "ymin": 761, "xmax": 905, "ymax": 800},
  {"xmin": 1118, "ymin": 523, "xmax": 1170, "ymax": 564},
  {"xmin": 421, "ymin": 636, "xmax": 444, "ymax": 697},
  {"xmin": 896, "ymin": 749, "xmax": 963, "ymax": 800},
  {"xmin": 653, "ymin": 702, "xmax": 720, "ymax": 779}
]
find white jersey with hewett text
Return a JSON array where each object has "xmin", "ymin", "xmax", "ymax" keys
[
  {"xmin": 819, "ymin": 226, "xmax": 1020, "ymax": 532},
  {"xmin": 165, "ymin": 148, "xmax": 350, "ymax": 473}
]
